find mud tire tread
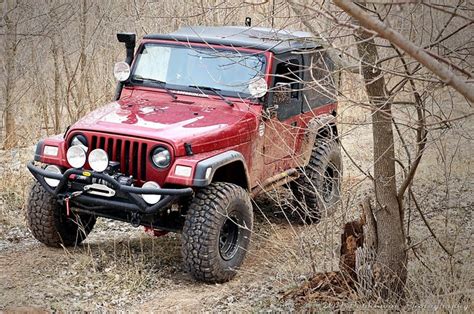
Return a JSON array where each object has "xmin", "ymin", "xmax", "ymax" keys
[
  {"xmin": 291, "ymin": 139, "xmax": 342, "ymax": 222},
  {"xmin": 26, "ymin": 181, "xmax": 95, "ymax": 247},
  {"xmin": 182, "ymin": 182, "xmax": 253, "ymax": 283}
]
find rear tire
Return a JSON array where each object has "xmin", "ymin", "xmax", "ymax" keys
[
  {"xmin": 26, "ymin": 181, "xmax": 96, "ymax": 247},
  {"xmin": 291, "ymin": 139, "xmax": 342, "ymax": 223},
  {"xmin": 182, "ymin": 182, "xmax": 253, "ymax": 283}
]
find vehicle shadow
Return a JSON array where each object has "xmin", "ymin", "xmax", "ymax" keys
[{"xmin": 252, "ymin": 187, "xmax": 306, "ymax": 225}]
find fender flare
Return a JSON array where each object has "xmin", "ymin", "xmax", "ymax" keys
[
  {"xmin": 299, "ymin": 114, "xmax": 338, "ymax": 167},
  {"xmin": 192, "ymin": 150, "xmax": 250, "ymax": 188},
  {"xmin": 34, "ymin": 140, "xmax": 45, "ymax": 162},
  {"xmin": 310, "ymin": 113, "xmax": 337, "ymax": 137}
]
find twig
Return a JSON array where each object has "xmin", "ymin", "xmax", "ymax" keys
[
  {"xmin": 410, "ymin": 189, "xmax": 453, "ymax": 257},
  {"xmin": 411, "ymin": 247, "xmax": 434, "ymax": 273},
  {"xmin": 341, "ymin": 143, "xmax": 374, "ymax": 181}
]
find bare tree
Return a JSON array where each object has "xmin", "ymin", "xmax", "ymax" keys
[
  {"xmin": 334, "ymin": 0, "xmax": 474, "ymax": 102},
  {"xmin": 331, "ymin": 0, "xmax": 472, "ymax": 302},
  {"xmin": 353, "ymin": 19, "xmax": 408, "ymax": 302},
  {"xmin": 282, "ymin": 0, "xmax": 472, "ymax": 304},
  {"xmin": 2, "ymin": 0, "xmax": 18, "ymax": 148}
]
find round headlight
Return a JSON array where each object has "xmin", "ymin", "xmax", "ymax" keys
[
  {"xmin": 89, "ymin": 148, "xmax": 109, "ymax": 172},
  {"xmin": 151, "ymin": 147, "xmax": 171, "ymax": 168},
  {"xmin": 67, "ymin": 146, "xmax": 87, "ymax": 168},
  {"xmin": 70, "ymin": 135, "xmax": 88, "ymax": 152},
  {"xmin": 141, "ymin": 181, "xmax": 162, "ymax": 204},
  {"xmin": 44, "ymin": 165, "xmax": 61, "ymax": 187}
]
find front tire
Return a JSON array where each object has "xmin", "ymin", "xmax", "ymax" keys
[
  {"xmin": 182, "ymin": 182, "xmax": 253, "ymax": 283},
  {"xmin": 26, "ymin": 181, "xmax": 96, "ymax": 247}
]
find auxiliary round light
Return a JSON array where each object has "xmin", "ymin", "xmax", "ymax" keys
[
  {"xmin": 151, "ymin": 147, "xmax": 171, "ymax": 169},
  {"xmin": 44, "ymin": 165, "xmax": 61, "ymax": 187},
  {"xmin": 113, "ymin": 61, "xmax": 131, "ymax": 82},
  {"xmin": 248, "ymin": 77, "xmax": 268, "ymax": 98},
  {"xmin": 141, "ymin": 181, "xmax": 162, "ymax": 205},
  {"xmin": 88, "ymin": 148, "xmax": 109, "ymax": 172},
  {"xmin": 67, "ymin": 145, "xmax": 87, "ymax": 168}
]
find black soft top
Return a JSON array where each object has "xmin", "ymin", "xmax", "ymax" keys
[{"xmin": 143, "ymin": 26, "xmax": 321, "ymax": 54}]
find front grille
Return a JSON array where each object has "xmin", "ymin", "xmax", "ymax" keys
[{"xmin": 90, "ymin": 135, "xmax": 148, "ymax": 181}]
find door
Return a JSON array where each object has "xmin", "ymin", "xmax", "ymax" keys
[{"xmin": 263, "ymin": 55, "xmax": 303, "ymax": 165}]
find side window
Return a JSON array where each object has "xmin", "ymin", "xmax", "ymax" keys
[
  {"xmin": 271, "ymin": 56, "xmax": 303, "ymax": 120},
  {"xmin": 302, "ymin": 52, "xmax": 336, "ymax": 112},
  {"xmin": 274, "ymin": 58, "xmax": 302, "ymax": 99}
]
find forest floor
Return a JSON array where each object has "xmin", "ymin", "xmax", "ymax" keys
[{"xmin": 0, "ymin": 108, "xmax": 472, "ymax": 311}]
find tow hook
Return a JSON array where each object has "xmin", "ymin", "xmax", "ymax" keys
[
  {"xmin": 64, "ymin": 190, "xmax": 87, "ymax": 216},
  {"xmin": 144, "ymin": 227, "xmax": 169, "ymax": 237},
  {"xmin": 131, "ymin": 212, "xmax": 141, "ymax": 227}
]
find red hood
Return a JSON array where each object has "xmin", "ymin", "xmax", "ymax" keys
[{"xmin": 69, "ymin": 95, "xmax": 257, "ymax": 156}]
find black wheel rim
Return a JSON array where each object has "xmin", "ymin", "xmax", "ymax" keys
[
  {"xmin": 219, "ymin": 216, "xmax": 240, "ymax": 261},
  {"xmin": 322, "ymin": 165, "xmax": 336, "ymax": 203}
]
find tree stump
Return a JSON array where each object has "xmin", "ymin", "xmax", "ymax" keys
[{"xmin": 282, "ymin": 197, "xmax": 379, "ymax": 304}]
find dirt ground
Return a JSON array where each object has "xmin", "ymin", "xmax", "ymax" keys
[
  {"xmin": 0, "ymin": 105, "xmax": 472, "ymax": 311},
  {"xmin": 0, "ymin": 220, "xmax": 305, "ymax": 311},
  {"xmin": 1, "ymin": 198, "xmax": 346, "ymax": 311}
]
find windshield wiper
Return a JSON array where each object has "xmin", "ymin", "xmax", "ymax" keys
[
  {"xmin": 188, "ymin": 85, "xmax": 234, "ymax": 107},
  {"xmin": 131, "ymin": 75, "xmax": 177, "ymax": 100}
]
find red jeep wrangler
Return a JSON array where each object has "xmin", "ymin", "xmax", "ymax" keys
[{"xmin": 26, "ymin": 26, "xmax": 342, "ymax": 283}]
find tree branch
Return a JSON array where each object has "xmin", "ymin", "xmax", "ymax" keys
[
  {"xmin": 410, "ymin": 189, "xmax": 453, "ymax": 257},
  {"xmin": 286, "ymin": 0, "xmax": 359, "ymax": 73},
  {"xmin": 333, "ymin": 0, "xmax": 474, "ymax": 102}
]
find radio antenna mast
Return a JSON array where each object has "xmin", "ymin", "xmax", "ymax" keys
[{"xmin": 271, "ymin": 0, "xmax": 275, "ymax": 28}]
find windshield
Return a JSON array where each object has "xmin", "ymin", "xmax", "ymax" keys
[{"xmin": 131, "ymin": 43, "xmax": 266, "ymax": 98}]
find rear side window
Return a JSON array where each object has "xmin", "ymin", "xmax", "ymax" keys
[{"xmin": 302, "ymin": 52, "xmax": 336, "ymax": 112}]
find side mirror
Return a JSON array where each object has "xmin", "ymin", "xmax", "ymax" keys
[{"xmin": 272, "ymin": 82, "xmax": 292, "ymax": 107}]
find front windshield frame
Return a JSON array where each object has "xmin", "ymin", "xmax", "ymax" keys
[{"xmin": 128, "ymin": 41, "xmax": 268, "ymax": 101}]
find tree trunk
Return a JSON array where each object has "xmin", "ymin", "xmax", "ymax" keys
[
  {"xmin": 52, "ymin": 40, "xmax": 61, "ymax": 135},
  {"xmin": 354, "ymin": 17, "xmax": 407, "ymax": 303},
  {"xmin": 3, "ymin": 0, "xmax": 18, "ymax": 149}
]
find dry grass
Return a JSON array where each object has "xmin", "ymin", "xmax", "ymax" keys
[{"xmin": 0, "ymin": 147, "xmax": 35, "ymax": 238}]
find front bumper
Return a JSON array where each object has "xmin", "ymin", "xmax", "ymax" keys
[{"xmin": 27, "ymin": 161, "xmax": 194, "ymax": 215}]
